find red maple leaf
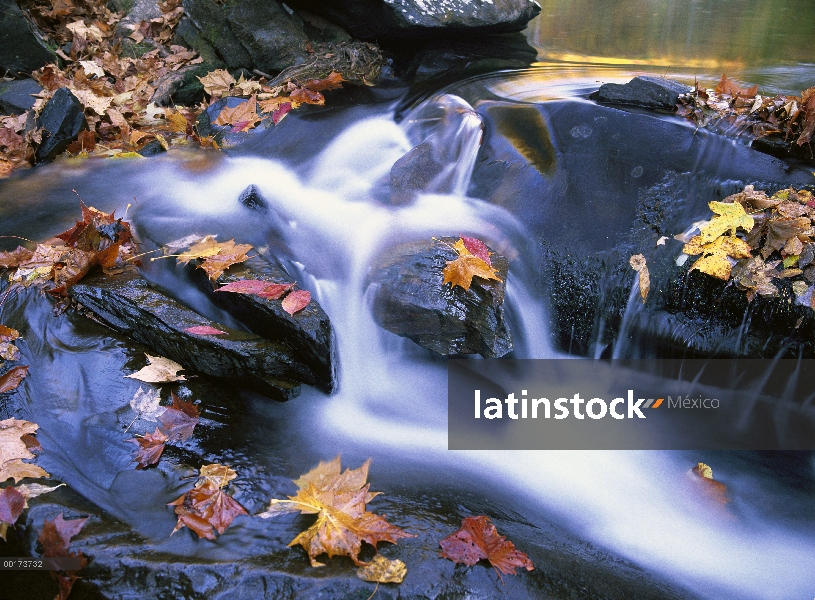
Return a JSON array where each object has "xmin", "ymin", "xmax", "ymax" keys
[
  {"xmin": 281, "ymin": 289, "xmax": 310, "ymax": 315},
  {"xmin": 214, "ymin": 279, "xmax": 293, "ymax": 299},
  {"xmin": 0, "ymin": 486, "xmax": 25, "ymax": 531},
  {"xmin": 440, "ymin": 515, "xmax": 533, "ymax": 580},
  {"xmin": 39, "ymin": 513, "xmax": 89, "ymax": 600},
  {"xmin": 128, "ymin": 427, "xmax": 168, "ymax": 469}
]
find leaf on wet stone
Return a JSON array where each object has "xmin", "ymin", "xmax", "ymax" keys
[
  {"xmin": 439, "ymin": 515, "xmax": 533, "ymax": 579},
  {"xmin": 629, "ymin": 254, "xmax": 650, "ymax": 302},
  {"xmin": 683, "ymin": 235, "xmax": 753, "ymax": 281},
  {"xmin": 125, "ymin": 354, "xmax": 186, "ymax": 383},
  {"xmin": 0, "ymin": 418, "xmax": 49, "ymax": 484},
  {"xmin": 214, "ymin": 279, "xmax": 294, "ymax": 299},
  {"xmin": 698, "ymin": 201, "xmax": 754, "ymax": 244},
  {"xmin": 129, "ymin": 387, "xmax": 165, "ymax": 422},
  {"xmin": 731, "ymin": 256, "xmax": 780, "ymax": 300},
  {"xmin": 356, "ymin": 553, "xmax": 407, "ymax": 583},
  {"xmin": 259, "ymin": 456, "xmax": 413, "ymax": 567},
  {"xmin": 271, "ymin": 102, "xmax": 292, "ymax": 125},
  {"xmin": 128, "ymin": 427, "xmax": 167, "ymax": 469},
  {"xmin": 213, "ymin": 96, "xmax": 260, "ymax": 130},
  {"xmin": 282, "ymin": 289, "xmax": 311, "ymax": 315},
  {"xmin": 460, "ymin": 236, "xmax": 492, "ymax": 265},
  {"xmin": 0, "ymin": 246, "xmax": 35, "ymax": 269},
  {"xmin": 289, "ymin": 86, "xmax": 324, "ymax": 105},
  {"xmin": 761, "ymin": 216, "xmax": 810, "ymax": 258},
  {"xmin": 442, "ymin": 237, "xmax": 502, "ymax": 292},
  {"xmin": 168, "ymin": 463, "xmax": 247, "ymax": 539},
  {"xmin": 158, "ymin": 392, "xmax": 199, "ymax": 442},
  {"xmin": 715, "ymin": 74, "xmax": 758, "ymax": 99},
  {"xmin": 0, "ymin": 324, "xmax": 21, "ymax": 362},
  {"xmin": 175, "ymin": 237, "xmax": 253, "ymax": 281},
  {"xmin": 39, "ymin": 512, "xmax": 89, "ymax": 600},
  {"xmin": 184, "ymin": 325, "xmax": 227, "ymax": 335}
]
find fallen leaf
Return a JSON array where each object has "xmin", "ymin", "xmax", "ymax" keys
[
  {"xmin": 168, "ymin": 463, "xmax": 247, "ymax": 538},
  {"xmin": 184, "ymin": 325, "xmax": 227, "ymax": 335},
  {"xmin": 683, "ymin": 235, "xmax": 753, "ymax": 280},
  {"xmin": 698, "ymin": 201, "xmax": 754, "ymax": 244},
  {"xmin": 629, "ymin": 254, "xmax": 650, "ymax": 302},
  {"xmin": 198, "ymin": 69, "xmax": 235, "ymax": 98},
  {"xmin": 125, "ymin": 354, "xmax": 186, "ymax": 383},
  {"xmin": 213, "ymin": 97, "xmax": 260, "ymax": 129},
  {"xmin": 0, "ymin": 418, "xmax": 49, "ymax": 483},
  {"xmin": 214, "ymin": 279, "xmax": 294, "ymax": 299},
  {"xmin": 302, "ymin": 72, "xmax": 345, "ymax": 92},
  {"xmin": 128, "ymin": 427, "xmax": 167, "ymax": 469},
  {"xmin": 78, "ymin": 60, "xmax": 105, "ymax": 78},
  {"xmin": 356, "ymin": 553, "xmax": 407, "ymax": 583},
  {"xmin": 439, "ymin": 515, "xmax": 533, "ymax": 580},
  {"xmin": 690, "ymin": 462, "xmax": 729, "ymax": 504},
  {"xmin": 0, "ymin": 486, "xmax": 25, "ymax": 540},
  {"xmin": 271, "ymin": 102, "xmax": 292, "ymax": 125},
  {"xmin": 196, "ymin": 464, "xmax": 237, "ymax": 489},
  {"xmin": 460, "ymin": 236, "xmax": 492, "ymax": 265},
  {"xmin": 289, "ymin": 86, "xmax": 324, "ymax": 105},
  {"xmin": 157, "ymin": 392, "xmax": 199, "ymax": 442},
  {"xmin": 175, "ymin": 237, "xmax": 253, "ymax": 281},
  {"xmin": 259, "ymin": 457, "xmax": 413, "ymax": 567},
  {"xmin": 39, "ymin": 512, "xmax": 88, "ymax": 600},
  {"xmin": 715, "ymin": 74, "xmax": 758, "ymax": 99},
  {"xmin": 129, "ymin": 387, "xmax": 165, "ymax": 422},
  {"xmin": 282, "ymin": 289, "xmax": 310, "ymax": 315},
  {"xmin": 0, "ymin": 247, "xmax": 35, "ymax": 269}
]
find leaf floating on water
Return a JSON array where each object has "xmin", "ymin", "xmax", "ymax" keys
[
  {"xmin": 39, "ymin": 512, "xmax": 89, "ymax": 600},
  {"xmin": 0, "ymin": 418, "xmax": 49, "ymax": 483},
  {"xmin": 184, "ymin": 325, "xmax": 227, "ymax": 336},
  {"xmin": 629, "ymin": 254, "xmax": 650, "ymax": 302},
  {"xmin": 129, "ymin": 387, "xmax": 165, "ymax": 422},
  {"xmin": 126, "ymin": 354, "xmax": 186, "ymax": 383},
  {"xmin": 128, "ymin": 427, "xmax": 167, "ymax": 470},
  {"xmin": 690, "ymin": 462, "xmax": 729, "ymax": 505},
  {"xmin": 0, "ymin": 486, "xmax": 25, "ymax": 540},
  {"xmin": 259, "ymin": 456, "xmax": 413, "ymax": 567},
  {"xmin": 440, "ymin": 515, "xmax": 533, "ymax": 580},
  {"xmin": 282, "ymin": 289, "xmax": 310, "ymax": 315},
  {"xmin": 168, "ymin": 463, "xmax": 247, "ymax": 539},
  {"xmin": 356, "ymin": 553, "xmax": 407, "ymax": 584},
  {"xmin": 158, "ymin": 392, "xmax": 199, "ymax": 443},
  {"xmin": 214, "ymin": 279, "xmax": 294, "ymax": 299}
]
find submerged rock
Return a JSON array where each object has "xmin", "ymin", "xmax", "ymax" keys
[
  {"xmin": 69, "ymin": 271, "xmax": 309, "ymax": 400},
  {"xmin": 369, "ymin": 237, "xmax": 512, "ymax": 358},
  {"xmin": 186, "ymin": 254, "xmax": 336, "ymax": 393},
  {"xmin": 594, "ymin": 76, "xmax": 692, "ymax": 110},
  {"xmin": 34, "ymin": 88, "xmax": 88, "ymax": 164},
  {"xmin": 284, "ymin": 0, "xmax": 541, "ymax": 40}
]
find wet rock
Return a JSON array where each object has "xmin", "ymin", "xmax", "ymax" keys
[
  {"xmin": 150, "ymin": 62, "xmax": 220, "ymax": 106},
  {"xmin": 283, "ymin": 0, "xmax": 541, "ymax": 40},
  {"xmin": 594, "ymin": 76, "xmax": 692, "ymax": 110},
  {"xmin": 238, "ymin": 184, "xmax": 268, "ymax": 211},
  {"xmin": 179, "ymin": 0, "xmax": 309, "ymax": 74},
  {"xmin": 186, "ymin": 254, "xmax": 336, "ymax": 393},
  {"xmin": 0, "ymin": 0, "xmax": 56, "ymax": 76},
  {"xmin": 752, "ymin": 133, "xmax": 815, "ymax": 166},
  {"xmin": 369, "ymin": 237, "xmax": 512, "ymax": 358},
  {"xmin": 390, "ymin": 142, "xmax": 444, "ymax": 190},
  {"xmin": 136, "ymin": 139, "xmax": 167, "ymax": 157},
  {"xmin": 0, "ymin": 78, "xmax": 42, "ymax": 115},
  {"xmin": 34, "ymin": 88, "xmax": 89, "ymax": 164},
  {"xmin": 69, "ymin": 271, "xmax": 310, "ymax": 400}
]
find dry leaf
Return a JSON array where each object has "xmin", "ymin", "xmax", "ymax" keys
[
  {"xmin": 184, "ymin": 325, "xmax": 227, "ymax": 335},
  {"xmin": 442, "ymin": 237, "xmax": 502, "ymax": 292},
  {"xmin": 214, "ymin": 279, "xmax": 293, "ymax": 299},
  {"xmin": 175, "ymin": 237, "xmax": 253, "ymax": 281},
  {"xmin": 198, "ymin": 69, "xmax": 235, "ymax": 98},
  {"xmin": 282, "ymin": 289, "xmax": 310, "ymax": 315},
  {"xmin": 683, "ymin": 235, "xmax": 753, "ymax": 280},
  {"xmin": 0, "ymin": 418, "xmax": 49, "ymax": 484},
  {"xmin": 356, "ymin": 553, "xmax": 407, "ymax": 583},
  {"xmin": 125, "ymin": 354, "xmax": 186, "ymax": 383},
  {"xmin": 129, "ymin": 387, "xmax": 165, "ymax": 422},
  {"xmin": 629, "ymin": 254, "xmax": 650, "ymax": 302},
  {"xmin": 440, "ymin": 515, "xmax": 533, "ymax": 580},
  {"xmin": 128, "ymin": 427, "xmax": 167, "ymax": 469},
  {"xmin": 168, "ymin": 464, "xmax": 247, "ymax": 538}
]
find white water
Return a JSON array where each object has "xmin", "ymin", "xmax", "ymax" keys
[{"xmin": 84, "ymin": 94, "xmax": 815, "ymax": 599}]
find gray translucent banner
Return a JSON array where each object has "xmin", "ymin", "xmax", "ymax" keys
[{"xmin": 447, "ymin": 359, "xmax": 815, "ymax": 450}]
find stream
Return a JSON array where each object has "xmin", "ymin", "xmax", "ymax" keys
[{"xmin": 1, "ymin": 63, "xmax": 815, "ymax": 600}]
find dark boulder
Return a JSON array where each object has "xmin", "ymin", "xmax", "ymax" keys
[
  {"xmin": 594, "ymin": 76, "xmax": 692, "ymax": 110},
  {"xmin": 0, "ymin": 0, "xmax": 56, "ymax": 76},
  {"xmin": 0, "ymin": 78, "xmax": 42, "ymax": 115},
  {"xmin": 34, "ymin": 88, "xmax": 88, "ymax": 164},
  {"xmin": 390, "ymin": 142, "xmax": 444, "ymax": 191},
  {"xmin": 283, "ymin": 0, "xmax": 541, "ymax": 40},
  {"xmin": 368, "ymin": 237, "xmax": 512, "ymax": 358},
  {"xmin": 186, "ymin": 254, "xmax": 336, "ymax": 393},
  {"xmin": 179, "ymin": 0, "xmax": 309, "ymax": 75},
  {"xmin": 149, "ymin": 62, "xmax": 220, "ymax": 107},
  {"xmin": 69, "ymin": 271, "xmax": 310, "ymax": 400}
]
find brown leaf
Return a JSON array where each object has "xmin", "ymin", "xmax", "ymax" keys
[
  {"xmin": 214, "ymin": 279, "xmax": 294, "ymax": 299},
  {"xmin": 39, "ymin": 512, "xmax": 88, "ymax": 600},
  {"xmin": 198, "ymin": 69, "xmax": 235, "ymax": 98},
  {"xmin": 629, "ymin": 254, "xmax": 650, "ymax": 302},
  {"xmin": 158, "ymin": 392, "xmax": 199, "ymax": 442},
  {"xmin": 440, "ymin": 515, "xmax": 533, "ymax": 579},
  {"xmin": 356, "ymin": 553, "xmax": 407, "ymax": 583},
  {"xmin": 176, "ymin": 237, "xmax": 253, "ymax": 281},
  {"xmin": 282, "ymin": 289, "xmax": 310, "ymax": 315},
  {"xmin": 0, "ymin": 325, "xmax": 19, "ymax": 343},
  {"xmin": 213, "ymin": 97, "xmax": 260, "ymax": 129},
  {"xmin": 302, "ymin": 71, "xmax": 345, "ymax": 92},
  {"xmin": 715, "ymin": 74, "xmax": 758, "ymax": 99},
  {"xmin": 0, "ymin": 486, "xmax": 26, "ymax": 539},
  {"xmin": 289, "ymin": 86, "xmax": 324, "ymax": 105},
  {"xmin": 168, "ymin": 465, "xmax": 247, "ymax": 538},
  {"xmin": 0, "ymin": 366, "xmax": 29, "ymax": 394},
  {"xmin": 259, "ymin": 457, "xmax": 413, "ymax": 567},
  {"xmin": 0, "ymin": 246, "xmax": 35, "ymax": 269},
  {"xmin": 66, "ymin": 130, "xmax": 96, "ymax": 155},
  {"xmin": 128, "ymin": 427, "xmax": 167, "ymax": 469}
]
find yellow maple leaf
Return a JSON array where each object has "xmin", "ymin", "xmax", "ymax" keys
[
  {"xmin": 698, "ymin": 201, "xmax": 754, "ymax": 244},
  {"xmin": 175, "ymin": 237, "xmax": 253, "ymax": 280},
  {"xmin": 683, "ymin": 234, "xmax": 752, "ymax": 280},
  {"xmin": 259, "ymin": 457, "xmax": 413, "ymax": 567},
  {"xmin": 442, "ymin": 237, "xmax": 501, "ymax": 292}
]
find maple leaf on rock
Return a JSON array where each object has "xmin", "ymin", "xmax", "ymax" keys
[
  {"xmin": 715, "ymin": 74, "xmax": 758, "ymax": 99},
  {"xmin": 629, "ymin": 254, "xmax": 650, "ymax": 302},
  {"xmin": 442, "ymin": 237, "xmax": 502, "ymax": 292},
  {"xmin": 282, "ymin": 289, "xmax": 310, "ymax": 315},
  {"xmin": 174, "ymin": 236, "xmax": 253, "ymax": 281},
  {"xmin": 128, "ymin": 427, "xmax": 167, "ymax": 469},
  {"xmin": 168, "ymin": 463, "xmax": 247, "ymax": 539},
  {"xmin": 184, "ymin": 325, "xmax": 227, "ymax": 335},
  {"xmin": 214, "ymin": 279, "xmax": 293, "ymax": 299},
  {"xmin": 698, "ymin": 201, "xmax": 754, "ymax": 244},
  {"xmin": 683, "ymin": 235, "xmax": 753, "ymax": 280},
  {"xmin": 259, "ymin": 456, "xmax": 413, "ymax": 567},
  {"xmin": 440, "ymin": 515, "xmax": 533, "ymax": 579},
  {"xmin": 356, "ymin": 553, "xmax": 407, "ymax": 583}
]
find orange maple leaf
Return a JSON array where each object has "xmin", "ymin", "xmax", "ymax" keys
[
  {"xmin": 259, "ymin": 457, "xmax": 413, "ymax": 567},
  {"xmin": 442, "ymin": 237, "xmax": 501, "ymax": 292},
  {"xmin": 176, "ymin": 236, "xmax": 253, "ymax": 281}
]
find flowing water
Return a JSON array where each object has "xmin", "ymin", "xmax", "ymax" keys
[{"xmin": 2, "ymin": 64, "xmax": 815, "ymax": 599}]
